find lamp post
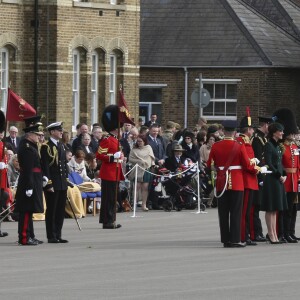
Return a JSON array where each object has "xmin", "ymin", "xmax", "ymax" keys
[{"xmin": 33, "ymin": 0, "xmax": 39, "ymax": 110}]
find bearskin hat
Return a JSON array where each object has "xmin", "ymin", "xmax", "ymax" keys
[
  {"xmin": 239, "ymin": 116, "xmax": 256, "ymax": 129},
  {"xmin": 272, "ymin": 108, "xmax": 298, "ymax": 137},
  {"xmin": 101, "ymin": 105, "xmax": 120, "ymax": 132}
]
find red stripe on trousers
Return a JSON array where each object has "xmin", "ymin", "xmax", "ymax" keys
[
  {"xmin": 249, "ymin": 205, "xmax": 255, "ymax": 240},
  {"xmin": 241, "ymin": 189, "xmax": 249, "ymax": 242},
  {"xmin": 22, "ymin": 212, "xmax": 30, "ymax": 244}
]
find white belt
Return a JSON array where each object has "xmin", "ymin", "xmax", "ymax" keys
[
  {"xmin": 218, "ymin": 165, "xmax": 242, "ymax": 170},
  {"xmin": 114, "ymin": 159, "xmax": 123, "ymax": 163}
]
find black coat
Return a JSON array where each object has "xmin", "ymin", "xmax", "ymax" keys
[
  {"xmin": 15, "ymin": 139, "xmax": 43, "ymax": 213},
  {"xmin": 77, "ymin": 144, "xmax": 94, "ymax": 156},
  {"xmin": 165, "ymin": 155, "xmax": 186, "ymax": 172},
  {"xmin": 181, "ymin": 142, "xmax": 200, "ymax": 163},
  {"xmin": 147, "ymin": 134, "xmax": 166, "ymax": 163},
  {"xmin": 40, "ymin": 139, "xmax": 69, "ymax": 191},
  {"xmin": 261, "ymin": 138, "xmax": 287, "ymax": 211},
  {"xmin": 5, "ymin": 136, "xmax": 21, "ymax": 153}
]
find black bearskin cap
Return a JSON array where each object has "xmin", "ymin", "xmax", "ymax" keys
[
  {"xmin": 239, "ymin": 116, "xmax": 256, "ymax": 129},
  {"xmin": 101, "ymin": 105, "xmax": 120, "ymax": 132},
  {"xmin": 0, "ymin": 110, "xmax": 5, "ymax": 132},
  {"xmin": 272, "ymin": 108, "xmax": 298, "ymax": 136}
]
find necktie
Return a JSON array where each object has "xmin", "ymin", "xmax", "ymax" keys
[{"xmin": 13, "ymin": 139, "xmax": 16, "ymax": 147}]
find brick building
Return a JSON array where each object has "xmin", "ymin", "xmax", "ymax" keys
[
  {"xmin": 0, "ymin": 0, "xmax": 140, "ymax": 132},
  {"xmin": 140, "ymin": 0, "xmax": 300, "ymax": 129}
]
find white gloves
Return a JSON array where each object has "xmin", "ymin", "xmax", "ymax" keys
[
  {"xmin": 42, "ymin": 176, "xmax": 48, "ymax": 188},
  {"xmin": 259, "ymin": 182, "xmax": 263, "ymax": 187},
  {"xmin": 114, "ymin": 151, "xmax": 122, "ymax": 159},
  {"xmin": 26, "ymin": 190, "xmax": 33, "ymax": 197},
  {"xmin": 178, "ymin": 136, "xmax": 183, "ymax": 144},
  {"xmin": 260, "ymin": 166, "xmax": 268, "ymax": 173},
  {"xmin": 254, "ymin": 158, "xmax": 260, "ymax": 165},
  {"xmin": 0, "ymin": 162, "xmax": 7, "ymax": 170}
]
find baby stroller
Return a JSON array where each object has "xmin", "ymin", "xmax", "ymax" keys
[
  {"xmin": 162, "ymin": 167, "xmax": 202, "ymax": 211},
  {"xmin": 148, "ymin": 167, "xmax": 173, "ymax": 211}
]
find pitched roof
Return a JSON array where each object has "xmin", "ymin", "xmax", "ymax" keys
[{"xmin": 140, "ymin": 0, "xmax": 300, "ymax": 67}]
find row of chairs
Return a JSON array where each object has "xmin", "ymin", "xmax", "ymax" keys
[{"xmin": 68, "ymin": 172, "xmax": 101, "ymax": 216}]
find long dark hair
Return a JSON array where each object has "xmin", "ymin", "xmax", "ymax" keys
[{"xmin": 134, "ymin": 134, "xmax": 148, "ymax": 148}]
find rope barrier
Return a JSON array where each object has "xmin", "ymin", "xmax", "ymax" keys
[{"xmin": 124, "ymin": 162, "xmax": 206, "ymax": 217}]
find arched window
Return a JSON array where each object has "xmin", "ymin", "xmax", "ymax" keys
[
  {"xmin": 109, "ymin": 53, "xmax": 116, "ymax": 104},
  {"xmin": 72, "ymin": 49, "xmax": 80, "ymax": 129},
  {"xmin": 0, "ymin": 47, "xmax": 9, "ymax": 112},
  {"xmin": 91, "ymin": 51, "xmax": 99, "ymax": 124}
]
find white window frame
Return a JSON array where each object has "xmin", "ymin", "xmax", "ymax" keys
[
  {"xmin": 109, "ymin": 54, "xmax": 116, "ymax": 104},
  {"xmin": 72, "ymin": 49, "xmax": 80, "ymax": 129},
  {"xmin": 201, "ymin": 79, "xmax": 241, "ymax": 121},
  {"xmin": 91, "ymin": 51, "xmax": 99, "ymax": 124},
  {"xmin": 0, "ymin": 48, "xmax": 9, "ymax": 112}
]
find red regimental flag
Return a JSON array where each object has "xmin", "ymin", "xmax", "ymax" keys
[
  {"xmin": 6, "ymin": 88, "xmax": 36, "ymax": 121},
  {"xmin": 118, "ymin": 89, "xmax": 135, "ymax": 126}
]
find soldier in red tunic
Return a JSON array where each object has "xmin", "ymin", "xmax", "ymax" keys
[
  {"xmin": 96, "ymin": 105, "xmax": 124, "ymax": 229},
  {"xmin": 0, "ymin": 111, "xmax": 9, "ymax": 238},
  {"xmin": 207, "ymin": 120, "xmax": 259, "ymax": 248},
  {"xmin": 274, "ymin": 108, "xmax": 300, "ymax": 243},
  {"xmin": 236, "ymin": 116, "xmax": 260, "ymax": 246}
]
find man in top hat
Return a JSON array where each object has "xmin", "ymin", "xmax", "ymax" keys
[
  {"xmin": 40, "ymin": 121, "xmax": 70, "ymax": 243},
  {"xmin": 250, "ymin": 116, "xmax": 273, "ymax": 242},
  {"xmin": 236, "ymin": 115, "xmax": 260, "ymax": 246},
  {"xmin": 15, "ymin": 116, "xmax": 45, "ymax": 245},
  {"xmin": 96, "ymin": 105, "xmax": 124, "ymax": 229},
  {"xmin": 207, "ymin": 120, "xmax": 259, "ymax": 248},
  {"xmin": 273, "ymin": 108, "xmax": 300, "ymax": 243}
]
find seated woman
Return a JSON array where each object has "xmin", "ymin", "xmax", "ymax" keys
[
  {"xmin": 68, "ymin": 150, "xmax": 91, "ymax": 182},
  {"xmin": 7, "ymin": 154, "xmax": 20, "ymax": 188},
  {"xmin": 85, "ymin": 152, "xmax": 101, "ymax": 213},
  {"xmin": 85, "ymin": 152, "xmax": 100, "ymax": 180},
  {"xmin": 65, "ymin": 150, "xmax": 85, "ymax": 218}
]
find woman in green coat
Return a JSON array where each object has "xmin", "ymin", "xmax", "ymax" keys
[{"xmin": 261, "ymin": 123, "xmax": 287, "ymax": 243}]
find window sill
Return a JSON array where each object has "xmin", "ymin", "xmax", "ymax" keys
[
  {"xmin": 1, "ymin": 0, "xmax": 20, "ymax": 4},
  {"xmin": 73, "ymin": 1, "xmax": 126, "ymax": 11}
]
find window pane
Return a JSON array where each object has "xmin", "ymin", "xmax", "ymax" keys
[
  {"xmin": 215, "ymin": 84, "xmax": 225, "ymax": 99},
  {"xmin": 203, "ymin": 84, "xmax": 214, "ymax": 98},
  {"xmin": 203, "ymin": 102, "xmax": 214, "ymax": 116},
  {"xmin": 226, "ymin": 102, "xmax": 237, "ymax": 116},
  {"xmin": 227, "ymin": 84, "xmax": 237, "ymax": 99},
  {"xmin": 139, "ymin": 88, "xmax": 162, "ymax": 103},
  {"xmin": 215, "ymin": 102, "xmax": 225, "ymax": 116}
]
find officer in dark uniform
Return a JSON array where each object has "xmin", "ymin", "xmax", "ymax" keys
[
  {"xmin": 250, "ymin": 116, "xmax": 273, "ymax": 242},
  {"xmin": 96, "ymin": 105, "xmax": 124, "ymax": 229},
  {"xmin": 40, "ymin": 122, "xmax": 70, "ymax": 243},
  {"xmin": 15, "ymin": 116, "xmax": 45, "ymax": 245}
]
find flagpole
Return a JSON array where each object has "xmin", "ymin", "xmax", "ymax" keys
[{"xmin": 114, "ymin": 85, "xmax": 123, "ymax": 221}]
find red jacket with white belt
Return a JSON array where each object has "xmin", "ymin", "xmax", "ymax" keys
[{"xmin": 207, "ymin": 138, "xmax": 257, "ymax": 192}]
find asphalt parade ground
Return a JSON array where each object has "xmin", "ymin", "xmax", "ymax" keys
[{"xmin": 1, "ymin": 208, "xmax": 300, "ymax": 300}]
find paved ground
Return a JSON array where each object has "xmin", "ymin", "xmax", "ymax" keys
[{"xmin": 1, "ymin": 208, "xmax": 300, "ymax": 300}]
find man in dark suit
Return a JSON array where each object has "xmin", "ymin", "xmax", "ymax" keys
[
  {"xmin": 145, "ymin": 114, "xmax": 160, "ymax": 128},
  {"xmin": 147, "ymin": 124, "xmax": 166, "ymax": 166},
  {"xmin": 5, "ymin": 126, "xmax": 21, "ymax": 153},
  {"xmin": 40, "ymin": 122, "xmax": 70, "ymax": 243}
]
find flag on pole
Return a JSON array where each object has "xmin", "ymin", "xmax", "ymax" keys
[
  {"xmin": 6, "ymin": 88, "xmax": 36, "ymax": 121},
  {"xmin": 118, "ymin": 89, "xmax": 135, "ymax": 126}
]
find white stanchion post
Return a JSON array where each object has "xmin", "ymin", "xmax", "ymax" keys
[
  {"xmin": 192, "ymin": 161, "xmax": 207, "ymax": 214},
  {"xmin": 131, "ymin": 164, "xmax": 139, "ymax": 218}
]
